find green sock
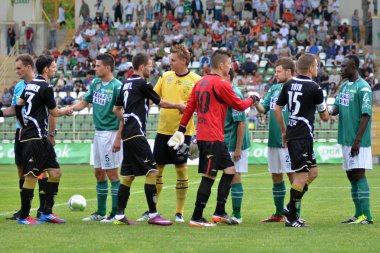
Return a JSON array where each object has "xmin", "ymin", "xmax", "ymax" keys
[
  {"xmin": 231, "ymin": 183, "xmax": 243, "ymax": 219},
  {"xmin": 111, "ymin": 180, "xmax": 120, "ymax": 215},
  {"xmin": 350, "ymin": 180, "xmax": 362, "ymax": 217},
  {"xmin": 273, "ymin": 182, "xmax": 286, "ymax": 217},
  {"xmin": 356, "ymin": 178, "xmax": 372, "ymax": 220},
  {"xmin": 96, "ymin": 180, "xmax": 108, "ymax": 216}
]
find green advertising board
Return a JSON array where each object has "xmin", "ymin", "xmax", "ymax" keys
[{"xmin": 0, "ymin": 141, "xmax": 343, "ymax": 165}]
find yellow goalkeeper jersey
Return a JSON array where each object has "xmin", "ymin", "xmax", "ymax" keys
[{"xmin": 154, "ymin": 70, "xmax": 201, "ymax": 136}]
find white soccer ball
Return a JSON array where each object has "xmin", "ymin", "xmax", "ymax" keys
[{"xmin": 68, "ymin": 195, "xmax": 86, "ymax": 211}]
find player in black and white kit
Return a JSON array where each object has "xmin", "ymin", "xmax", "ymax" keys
[
  {"xmin": 112, "ymin": 53, "xmax": 184, "ymax": 226},
  {"xmin": 274, "ymin": 54, "xmax": 329, "ymax": 227},
  {"xmin": 15, "ymin": 55, "xmax": 73, "ymax": 225}
]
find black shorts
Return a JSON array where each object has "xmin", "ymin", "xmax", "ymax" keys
[
  {"xmin": 197, "ymin": 141, "xmax": 234, "ymax": 177},
  {"xmin": 22, "ymin": 139, "xmax": 60, "ymax": 177},
  {"xmin": 153, "ymin": 133, "xmax": 191, "ymax": 165},
  {"xmin": 121, "ymin": 136, "xmax": 157, "ymax": 177},
  {"xmin": 287, "ymin": 139, "xmax": 317, "ymax": 172},
  {"xmin": 14, "ymin": 128, "xmax": 23, "ymax": 166}
]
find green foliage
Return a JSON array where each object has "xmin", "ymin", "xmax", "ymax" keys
[{"xmin": 0, "ymin": 164, "xmax": 379, "ymax": 252}]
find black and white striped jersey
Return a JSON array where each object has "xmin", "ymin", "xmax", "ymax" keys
[
  {"xmin": 276, "ymin": 75, "xmax": 325, "ymax": 140},
  {"xmin": 19, "ymin": 76, "xmax": 56, "ymax": 141},
  {"xmin": 115, "ymin": 74, "xmax": 161, "ymax": 140}
]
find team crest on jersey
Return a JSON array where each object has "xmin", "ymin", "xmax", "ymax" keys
[
  {"xmin": 274, "ymin": 90, "xmax": 279, "ymax": 96},
  {"xmin": 167, "ymin": 77, "xmax": 173, "ymax": 83},
  {"xmin": 96, "ymin": 84, "xmax": 101, "ymax": 90}
]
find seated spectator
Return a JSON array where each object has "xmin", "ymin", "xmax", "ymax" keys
[
  {"xmin": 61, "ymin": 44, "xmax": 72, "ymax": 57},
  {"xmin": 1, "ymin": 88, "xmax": 12, "ymax": 107},
  {"xmin": 307, "ymin": 41, "xmax": 319, "ymax": 54},
  {"xmin": 65, "ymin": 75, "xmax": 74, "ymax": 91},
  {"xmin": 335, "ymin": 50, "xmax": 344, "ymax": 65},
  {"xmin": 55, "ymin": 74, "xmax": 66, "ymax": 91},
  {"xmin": 296, "ymin": 26, "xmax": 307, "ymax": 45},
  {"xmin": 56, "ymin": 55, "xmax": 68, "ymax": 72},
  {"xmin": 55, "ymin": 91, "xmax": 64, "ymax": 108},
  {"xmin": 63, "ymin": 91, "xmax": 75, "ymax": 106},
  {"xmin": 242, "ymin": 57, "xmax": 257, "ymax": 75},
  {"xmin": 51, "ymin": 48, "xmax": 61, "ymax": 59},
  {"xmin": 325, "ymin": 41, "xmax": 337, "ymax": 60},
  {"xmin": 266, "ymin": 48, "xmax": 278, "ymax": 69}
]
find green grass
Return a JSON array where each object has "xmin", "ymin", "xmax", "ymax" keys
[{"xmin": 0, "ymin": 164, "xmax": 379, "ymax": 253}]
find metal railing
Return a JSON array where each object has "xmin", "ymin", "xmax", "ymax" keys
[{"xmin": 0, "ymin": 40, "xmax": 19, "ymax": 88}]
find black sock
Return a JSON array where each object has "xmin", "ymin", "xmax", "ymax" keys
[
  {"xmin": 38, "ymin": 177, "xmax": 48, "ymax": 212},
  {"xmin": 19, "ymin": 179, "xmax": 25, "ymax": 208},
  {"xmin": 192, "ymin": 176, "xmax": 215, "ymax": 220},
  {"xmin": 288, "ymin": 188, "xmax": 304, "ymax": 222},
  {"xmin": 20, "ymin": 188, "xmax": 34, "ymax": 219},
  {"xmin": 214, "ymin": 173, "xmax": 234, "ymax": 215},
  {"xmin": 116, "ymin": 184, "xmax": 130, "ymax": 215},
  {"xmin": 144, "ymin": 184, "xmax": 157, "ymax": 213},
  {"xmin": 302, "ymin": 184, "xmax": 309, "ymax": 196},
  {"xmin": 44, "ymin": 182, "xmax": 59, "ymax": 215}
]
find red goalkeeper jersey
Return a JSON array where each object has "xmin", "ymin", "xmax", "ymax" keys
[{"xmin": 180, "ymin": 74, "xmax": 254, "ymax": 141}]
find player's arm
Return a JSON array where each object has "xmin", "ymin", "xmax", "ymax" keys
[
  {"xmin": 48, "ymin": 114, "xmax": 57, "ymax": 146},
  {"xmin": 158, "ymin": 99, "xmax": 186, "ymax": 113},
  {"xmin": 274, "ymin": 84, "xmax": 288, "ymax": 147},
  {"xmin": 217, "ymin": 81, "xmax": 259, "ymax": 111},
  {"xmin": 15, "ymin": 98, "xmax": 26, "ymax": 128},
  {"xmin": 70, "ymin": 99, "xmax": 90, "ymax": 111},
  {"xmin": 315, "ymin": 86, "xmax": 329, "ymax": 121},
  {"xmin": 233, "ymin": 120, "xmax": 245, "ymax": 161},
  {"xmin": 0, "ymin": 106, "xmax": 16, "ymax": 117},
  {"xmin": 350, "ymin": 114, "xmax": 370, "ymax": 157},
  {"xmin": 46, "ymin": 87, "xmax": 72, "ymax": 117}
]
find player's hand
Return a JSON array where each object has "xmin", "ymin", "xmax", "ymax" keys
[
  {"xmin": 233, "ymin": 148, "xmax": 242, "ymax": 161},
  {"xmin": 189, "ymin": 142, "xmax": 199, "ymax": 160},
  {"xmin": 112, "ymin": 136, "xmax": 121, "ymax": 153},
  {"xmin": 65, "ymin": 107, "xmax": 73, "ymax": 116},
  {"xmin": 281, "ymin": 132, "xmax": 287, "ymax": 148},
  {"xmin": 47, "ymin": 135, "xmax": 56, "ymax": 146},
  {"xmin": 350, "ymin": 140, "xmax": 360, "ymax": 157},
  {"xmin": 168, "ymin": 131, "xmax": 185, "ymax": 150},
  {"xmin": 248, "ymin": 91, "xmax": 261, "ymax": 105}
]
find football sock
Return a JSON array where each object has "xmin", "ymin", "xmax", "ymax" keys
[
  {"xmin": 192, "ymin": 176, "xmax": 214, "ymax": 220},
  {"xmin": 156, "ymin": 165, "xmax": 164, "ymax": 201},
  {"xmin": 145, "ymin": 184, "xmax": 157, "ymax": 214},
  {"xmin": 44, "ymin": 177, "xmax": 60, "ymax": 215},
  {"xmin": 297, "ymin": 183, "xmax": 309, "ymax": 216},
  {"xmin": 20, "ymin": 179, "xmax": 36, "ymax": 219},
  {"xmin": 145, "ymin": 176, "xmax": 157, "ymax": 213},
  {"xmin": 231, "ymin": 182, "xmax": 243, "ymax": 219},
  {"xmin": 110, "ymin": 180, "xmax": 120, "ymax": 215},
  {"xmin": 356, "ymin": 178, "xmax": 372, "ymax": 220},
  {"xmin": 38, "ymin": 177, "xmax": 48, "ymax": 212},
  {"xmin": 273, "ymin": 181, "xmax": 286, "ymax": 217},
  {"xmin": 96, "ymin": 180, "xmax": 108, "ymax": 216},
  {"xmin": 116, "ymin": 183, "xmax": 130, "ymax": 215},
  {"xmin": 350, "ymin": 180, "xmax": 362, "ymax": 217},
  {"xmin": 288, "ymin": 185, "xmax": 303, "ymax": 222},
  {"xmin": 19, "ymin": 178, "xmax": 25, "ymax": 208},
  {"xmin": 175, "ymin": 165, "xmax": 188, "ymax": 215},
  {"xmin": 214, "ymin": 173, "xmax": 234, "ymax": 215}
]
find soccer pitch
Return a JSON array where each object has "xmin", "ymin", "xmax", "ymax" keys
[{"xmin": 0, "ymin": 164, "xmax": 379, "ymax": 253}]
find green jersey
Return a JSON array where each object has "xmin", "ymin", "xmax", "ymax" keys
[
  {"xmin": 184, "ymin": 1, "xmax": 192, "ymax": 13},
  {"xmin": 224, "ymin": 86, "xmax": 251, "ymax": 152},
  {"xmin": 334, "ymin": 78, "xmax": 372, "ymax": 147},
  {"xmin": 83, "ymin": 77, "xmax": 122, "ymax": 131},
  {"xmin": 261, "ymin": 83, "xmax": 289, "ymax": 148}
]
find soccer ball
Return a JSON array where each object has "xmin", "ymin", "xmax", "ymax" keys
[{"xmin": 68, "ymin": 195, "xmax": 86, "ymax": 211}]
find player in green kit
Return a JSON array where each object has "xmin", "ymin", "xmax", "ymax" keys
[
  {"xmin": 330, "ymin": 54, "xmax": 373, "ymax": 224},
  {"xmin": 253, "ymin": 58, "xmax": 299, "ymax": 222},
  {"xmin": 71, "ymin": 54, "xmax": 122, "ymax": 222},
  {"xmin": 224, "ymin": 69, "xmax": 252, "ymax": 224}
]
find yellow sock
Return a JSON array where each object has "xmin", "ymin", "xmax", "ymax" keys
[
  {"xmin": 175, "ymin": 165, "xmax": 188, "ymax": 215},
  {"xmin": 156, "ymin": 165, "xmax": 164, "ymax": 201}
]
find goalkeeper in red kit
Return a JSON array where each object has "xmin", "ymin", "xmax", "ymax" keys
[{"xmin": 168, "ymin": 50, "xmax": 260, "ymax": 227}]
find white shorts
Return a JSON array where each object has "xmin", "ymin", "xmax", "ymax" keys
[
  {"xmin": 93, "ymin": 130, "xmax": 123, "ymax": 169},
  {"xmin": 229, "ymin": 149, "xmax": 249, "ymax": 173},
  {"xmin": 342, "ymin": 146, "xmax": 373, "ymax": 171},
  {"xmin": 267, "ymin": 147, "xmax": 292, "ymax": 174}
]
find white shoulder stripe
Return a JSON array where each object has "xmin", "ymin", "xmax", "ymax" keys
[
  {"xmin": 32, "ymin": 79, "xmax": 45, "ymax": 82},
  {"xmin": 361, "ymin": 87, "xmax": 371, "ymax": 92},
  {"xmin": 292, "ymin": 77, "xmax": 314, "ymax": 83}
]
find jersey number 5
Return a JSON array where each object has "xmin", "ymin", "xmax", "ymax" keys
[{"xmin": 288, "ymin": 91, "xmax": 302, "ymax": 116}]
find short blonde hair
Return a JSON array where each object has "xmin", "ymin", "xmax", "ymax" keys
[{"xmin": 170, "ymin": 44, "xmax": 191, "ymax": 65}]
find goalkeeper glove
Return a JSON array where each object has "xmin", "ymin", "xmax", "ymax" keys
[
  {"xmin": 248, "ymin": 91, "xmax": 261, "ymax": 104},
  {"xmin": 188, "ymin": 142, "xmax": 199, "ymax": 160},
  {"xmin": 167, "ymin": 131, "xmax": 185, "ymax": 150}
]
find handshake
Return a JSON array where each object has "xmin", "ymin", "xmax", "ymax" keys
[
  {"xmin": 167, "ymin": 131, "xmax": 199, "ymax": 160},
  {"xmin": 248, "ymin": 91, "xmax": 261, "ymax": 104}
]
